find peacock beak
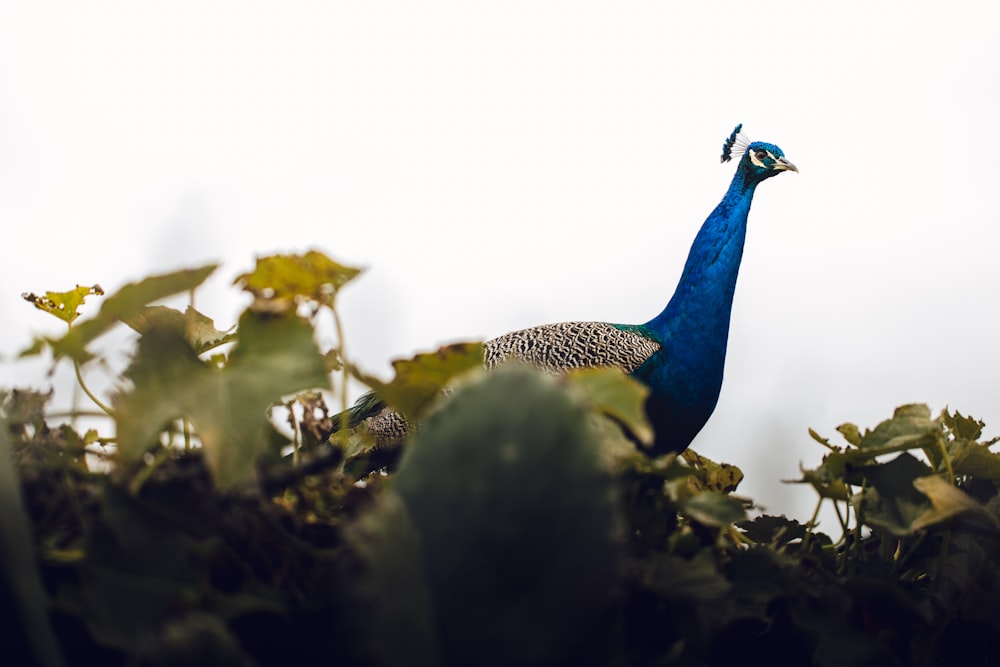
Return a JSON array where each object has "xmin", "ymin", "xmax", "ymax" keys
[{"xmin": 773, "ymin": 157, "xmax": 798, "ymax": 173}]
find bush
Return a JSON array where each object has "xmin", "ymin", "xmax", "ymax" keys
[{"xmin": 5, "ymin": 252, "xmax": 1000, "ymax": 666}]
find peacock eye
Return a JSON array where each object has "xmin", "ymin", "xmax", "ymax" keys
[{"xmin": 754, "ymin": 150, "xmax": 768, "ymax": 161}]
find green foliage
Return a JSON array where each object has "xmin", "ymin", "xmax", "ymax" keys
[
  {"xmin": 23, "ymin": 266, "xmax": 217, "ymax": 363},
  {"xmin": 6, "ymin": 254, "xmax": 1000, "ymax": 665},
  {"xmin": 355, "ymin": 367, "xmax": 623, "ymax": 666},
  {"xmin": 114, "ymin": 309, "xmax": 329, "ymax": 489},
  {"xmin": 233, "ymin": 250, "xmax": 362, "ymax": 314},
  {"xmin": 565, "ymin": 366, "xmax": 654, "ymax": 446},
  {"xmin": 351, "ymin": 341, "xmax": 485, "ymax": 420}
]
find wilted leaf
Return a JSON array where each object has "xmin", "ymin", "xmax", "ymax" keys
[
  {"xmin": 352, "ymin": 342, "xmax": 484, "ymax": 420},
  {"xmin": 565, "ymin": 367, "xmax": 653, "ymax": 446},
  {"xmin": 682, "ymin": 449, "xmax": 744, "ymax": 493},
  {"xmin": 234, "ymin": 251, "xmax": 362, "ymax": 313},
  {"xmin": 22, "ymin": 284, "xmax": 104, "ymax": 324}
]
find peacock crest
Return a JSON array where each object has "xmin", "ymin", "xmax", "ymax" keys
[{"xmin": 720, "ymin": 123, "xmax": 751, "ymax": 163}]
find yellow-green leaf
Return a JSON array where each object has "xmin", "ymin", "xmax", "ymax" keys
[
  {"xmin": 836, "ymin": 423, "xmax": 862, "ymax": 447},
  {"xmin": 27, "ymin": 265, "xmax": 217, "ymax": 363},
  {"xmin": 21, "ymin": 284, "xmax": 104, "ymax": 324},
  {"xmin": 234, "ymin": 250, "xmax": 362, "ymax": 312}
]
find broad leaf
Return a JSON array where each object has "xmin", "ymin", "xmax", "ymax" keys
[
  {"xmin": 565, "ymin": 367, "xmax": 653, "ymax": 446},
  {"xmin": 234, "ymin": 251, "xmax": 362, "ymax": 313},
  {"xmin": 352, "ymin": 342, "xmax": 484, "ymax": 420},
  {"xmin": 677, "ymin": 492, "xmax": 746, "ymax": 527},
  {"xmin": 116, "ymin": 310, "xmax": 329, "ymax": 490},
  {"xmin": 910, "ymin": 475, "xmax": 998, "ymax": 531},
  {"xmin": 122, "ymin": 305, "xmax": 236, "ymax": 354}
]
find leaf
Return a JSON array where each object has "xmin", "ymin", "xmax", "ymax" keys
[
  {"xmin": 565, "ymin": 367, "xmax": 653, "ymax": 446},
  {"xmin": 122, "ymin": 305, "xmax": 236, "ymax": 354},
  {"xmin": 352, "ymin": 342, "xmax": 484, "ymax": 420},
  {"xmin": 790, "ymin": 458, "xmax": 851, "ymax": 501},
  {"xmin": 682, "ymin": 449, "xmax": 744, "ymax": 493},
  {"xmin": 910, "ymin": 475, "xmax": 998, "ymax": 531},
  {"xmin": 836, "ymin": 422, "xmax": 862, "ymax": 447},
  {"xmin": 951, "ymin": 442, "xmax": 1000, "ymax": 481},
  {"xmin": 25, "ymin": 265, "xmax": 217, "ymax": 363},
  {"xmin": 389, "ymin": 367, "xmax": 622, "ymax": 665},
  {"xmin": 737, "ymin": 514, "xmax": 809, "ymax": 546},
  {"xmin": 0, "ymin": 408, "xmax": 67, "ymax": 667},
  {"xmin": 849, "ymin": 453, "xmax": 934, "ymax": 536},
  {"xmin": 635, "ymin": 550, "xmax": 731, "ymax": 602},
  {"xmin": 677, "ymin": 492, "xmax": 746, "ymax": 527},
  {"xmin": 115, "ymin": 309, "xmax": 330, "ymax": 490},
  {"xmin": 855, "ymin": 404, "xmax": 940, "ymax": 452},
  {"xmin": 234, "ymin": 250, "xmax": 362, "ymax": 313},
  {"xmin": 21, "ymin": 284, "xmax": 104, "ymax": 324},
  {"xmin": 943, "ymin": 409, "xmax": 985, "ymax": 441}
]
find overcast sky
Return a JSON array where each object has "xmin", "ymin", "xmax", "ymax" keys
[{"xmin": 2, "ymin": 2, "xmax": 998, "ymax": 522}]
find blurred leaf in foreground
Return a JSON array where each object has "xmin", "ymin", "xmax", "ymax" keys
[
  {"xmin": 122, "ymin": 305, "xmax": 236, "ymax": 355},
  {"xmin": 116, "ymin": 310, "xmax": 329, "ymax": 490},
  {"xmin": 565, "ymin": 367, "xmax": 653, "ymax": 447}
]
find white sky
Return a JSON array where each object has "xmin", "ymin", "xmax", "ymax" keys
[{"xmin": 2, "ymin": 2, "xmax": 999, "ymax": 522}]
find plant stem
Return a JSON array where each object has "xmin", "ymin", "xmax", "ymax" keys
[
  {"xmin": 73, "ymin": 359, "xmax": 114, "ymax": 417},
  {"xmin": 331, "ymin": 300, "xmax": 350, "ymax": 433}
]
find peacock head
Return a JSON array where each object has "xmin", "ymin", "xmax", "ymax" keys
[{"xmin": 720, "ymin": 124, "xmax": 797, "ymax": 181}]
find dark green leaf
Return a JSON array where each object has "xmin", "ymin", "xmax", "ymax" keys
[
  {"xmin": 565, "ymin": 366, "xmax": 653, "ymax": 446},
  {"xmin": 910, "ymin": 475, "xmax": 998, "ymax": 531},
  {"xmin": 677, "ymin": 492, "xmax": 746, "ymax": 527}
]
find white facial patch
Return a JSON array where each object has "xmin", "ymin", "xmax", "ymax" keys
[{"xmin": 749, "ymin": 149, "xmax": 772, "ymax": 169}]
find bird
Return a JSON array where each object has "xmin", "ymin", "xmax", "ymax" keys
[{"xmin": 341, "ymin": 124, "xmax": 796, "ymax": 457}]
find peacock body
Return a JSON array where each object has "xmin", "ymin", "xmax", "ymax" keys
[{"xmin": 347, "ymin": 125, "xmax": 796, "ymax": 455}]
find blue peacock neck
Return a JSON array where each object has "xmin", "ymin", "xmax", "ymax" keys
[{"xmin": 646, "ymin": 167, "xmax": 758, "ymax": 372}]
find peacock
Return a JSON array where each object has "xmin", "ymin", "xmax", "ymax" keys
[{"xmin": 342, "ymin": 125, "xmax": 796, "ymax": 456}]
